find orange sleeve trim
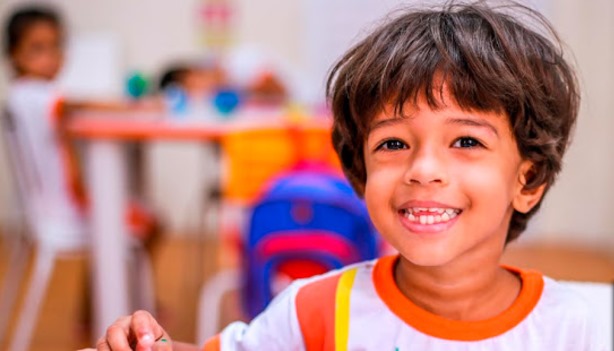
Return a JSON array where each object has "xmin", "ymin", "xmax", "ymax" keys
[
  {"xmin": 202, "ymin": 334, "xmax": 221, "ymax": 351},
  {"xmin": 49, "ymin": 95, "xmax": 65, "ymax": 125},
  {"xmin": 48, "ymin": 96, "xmax": 90, "ymax": 211},
  {"xmin": 57, "ymin": 142, "xmax": 89, "ymax": 210},
  {"xmin": 373, "ymin": 255, "xmax": 544, "ymax": 341},
  {"xmin": 295, "ymin": 273, "xmax": 342, "ymax": 351}
]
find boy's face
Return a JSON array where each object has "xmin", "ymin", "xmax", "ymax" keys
[
  {"xmin": 363, "ymin": 89, "xmax": 545, "ymax": 268},
  {"xmin": 11, "ymin": 21, "xmax": 64, "ymax": 80}
]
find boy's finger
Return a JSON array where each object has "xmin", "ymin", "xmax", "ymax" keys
[
  {"xmin": 152, "ymin": 337, "xmax": 172, "ymax": 351},
  {"xmin": 106, "ymin": 323, "xmax": 134, "ymax": 350},
  {"xmin": 130, "ymin": 310, "xmax": 163, "ymax": 350},
  {"xmin": 94, "ymin": 337, "xmax": 113, "ymax": 351},
  {"xmin": 101, "ymin": 316, "xmax": 133, "ymax": 350}
]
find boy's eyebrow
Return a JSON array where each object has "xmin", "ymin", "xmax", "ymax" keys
[
  {"xmin": 369, "ymin": 116, "xmax": 407, "ymax": 132},
  {"xmin": 368, "ymin": 115, "xmax": 500, "ymax": 137},
  {"xmin": 445, "ymin": 117, "xmax": 499, "ymax": 137}
]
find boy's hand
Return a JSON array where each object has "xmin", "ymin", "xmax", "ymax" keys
[{"xmin": 90, "ymin": 310, "xmax": 172, "ymax": 351}]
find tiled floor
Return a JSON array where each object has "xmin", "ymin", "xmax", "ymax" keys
[{"xmin": 0, "ymin": 234, "xmax": 613, "ymax": 350}]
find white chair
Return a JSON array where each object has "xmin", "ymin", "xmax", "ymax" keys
[
  {"xmin": 0, "ymin": 107, "xmax": 155, "ymax": 351},
  {"xmin": 196, "ymin": 268, "xmax": 241, "ymax": 344},
  {"xmin": 0, "ymin": 217, "xmax": 31, "ymax": 350}
]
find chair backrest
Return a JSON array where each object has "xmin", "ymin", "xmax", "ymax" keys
[
  {"xmin": 2, "ymin": 98, "xmax": 86, "ymax": 247},
  {"xmin": 242, "ymin": 170, "xmax": 378, "ymax": 318},
  {"xmin": 220, "ymin": 125, "xmax": 339, "ymax": 205},
  {"xmin": 221, "ymin": 127, "xmax": 295, "ymax": 204},
  {"xmin": 1, "ymin": 107, "xmax": 42, "ymax": 227}
]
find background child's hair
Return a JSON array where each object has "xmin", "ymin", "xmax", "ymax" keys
[
  {"xmin": 158, "ymin": 65, "xmax": 191, "ymax": 91},
  {"xmin": 326, "ymin": 1, "xmax": 580, "ymax": 243},
  {"xmin": 3, "ymin": 5, "xmax": 62, "ymax": 57}
]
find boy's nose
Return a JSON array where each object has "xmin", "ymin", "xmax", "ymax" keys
[{"xmin": 404, "ymin": 148, "xmax": 448, "ymax": 186}]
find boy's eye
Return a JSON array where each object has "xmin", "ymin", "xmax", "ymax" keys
[
  {"xmin": 452, "ymin": 137, "xmax": 482, "ymax": 148},
  {"xmin": 377, "ymin": 139, "xmax": 407, "ymax": 151}
]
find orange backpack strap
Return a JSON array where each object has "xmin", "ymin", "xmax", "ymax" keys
[
  {"xmin": 295, "ymin": 272, "xmax": 342, "ymax": 351},
  {"xmin": 203, "ymin": 334, "xmax": 221, "ymax": 351}
]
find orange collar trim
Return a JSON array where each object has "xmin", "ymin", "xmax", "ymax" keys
[{"xmin": 372, "ymin": 255, "xmax": 544, "ymax": 341}]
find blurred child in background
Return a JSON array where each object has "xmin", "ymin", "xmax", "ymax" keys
[
  {"xmin": 158, "ymin": 52, "xmax": 290, "ymax": 118},
  {"xmin": 3, "ymin": 6, "xmax": 161, "ymax": 333},
  {"xmin": 159, "ymin": 59, "xmax": 227, "ymax": 100},
  {"xmin": 4, "ymin": 4, "xmax": 160, "ymax": 238},
  {"xmin": 158, "ymin": 58, "xmax": 230, "ymax": 118}
]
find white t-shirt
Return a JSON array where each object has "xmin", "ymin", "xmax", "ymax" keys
[
  {"xmin": 6, "ymin": 78, "xmax": 86, "ymax": 243},
  {"xmin": 204, "ymin": 255, "xmax": 610, "ymax": 351}
]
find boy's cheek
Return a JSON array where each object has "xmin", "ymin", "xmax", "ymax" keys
[{"xmin": 365, "ymin": 163, "xmax": 405, "ymax": 186}]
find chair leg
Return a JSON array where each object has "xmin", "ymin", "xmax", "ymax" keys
[
  {"xmin": 8, "ymin": 246, "xmax": 56, "ymax": 351},
  {"xmin": 131, "ymin": 244, "xmax": 156, "ymax": 314},
  {"xmin": 0, "ymin": 236, "xmax": 31, "ymax": 347},
  {"xmin": 196, "ymin": 269, "xmax": 240, "ymax": 345}
]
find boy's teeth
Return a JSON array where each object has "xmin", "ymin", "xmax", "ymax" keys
[
  {"xmin": 427, "ymin": 215, "xmax": 434, "ymax": 224},
  {"xmin": 404, "ymin": 207, "xmax": 459, "ymax": 224}
]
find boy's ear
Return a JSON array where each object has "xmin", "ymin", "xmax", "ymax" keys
[{"xmin": 513, "ymin": 161, "xmax": 547, "ymax": 214}]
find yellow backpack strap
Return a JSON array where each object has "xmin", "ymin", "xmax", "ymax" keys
[{"xmin": 334, "ymin": 267, "xmax": 358, "ymax": 351}]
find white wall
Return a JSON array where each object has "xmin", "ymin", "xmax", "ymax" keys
[
  {"xmin": 0, "ymin": 0, "xmax": 612, "ymax": 249},
  {"xmin": 533, "ymin": 0, "xmax": 614, "ymax": 248}
]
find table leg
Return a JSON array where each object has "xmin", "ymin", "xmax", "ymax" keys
[{"xmin": 87, "ymin": 140, "xmax": 130, "ymax": 339}]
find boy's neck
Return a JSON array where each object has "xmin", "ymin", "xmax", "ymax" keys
[{"xmin": 394, "ymin": 253, "xmax": 521, "ymax": 321}]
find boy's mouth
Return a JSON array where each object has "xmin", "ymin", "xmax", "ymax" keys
[{"xmin": 401, "ymin": 207, "xmax": 462, "ymax": 225}]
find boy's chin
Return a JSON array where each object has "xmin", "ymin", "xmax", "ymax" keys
[{"xmin": 399, "ymin": 248, "xmax": 458, "ymax": 268}]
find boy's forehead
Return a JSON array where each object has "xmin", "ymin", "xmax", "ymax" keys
[
  {"xmin": 370, "ymin": 82, "xmax": 507, "ymax": 123},
  {"xmin": 368, "ymin": 86, "xmax": 454, "ymax": 125},
  {"xmin": 367, "ymin": 95, "xmax": 509, "ymax": 137}
]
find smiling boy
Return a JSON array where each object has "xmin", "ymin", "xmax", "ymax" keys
[{"xmin": 89, "ymin": 2, "xmax": 606, "ymax": 350}]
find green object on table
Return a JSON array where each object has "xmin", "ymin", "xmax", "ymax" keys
[{"xmin": 126, "ymin": 72, "xmax": 149, "ymax": 99}]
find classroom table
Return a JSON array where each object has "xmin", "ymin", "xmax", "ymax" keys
[{"xmin": 66, "ymin": 111, "xmax": 331, "ymax": 339}]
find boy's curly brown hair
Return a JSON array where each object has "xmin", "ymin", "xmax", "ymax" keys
[{"xmin": 326, "ymin": 1, "xmax": 579, "ymax": 243}]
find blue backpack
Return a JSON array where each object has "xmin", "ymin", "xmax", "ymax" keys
[{"xmin": 242, "ymin": 170, "xmax": 379, "ymax": 318}]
